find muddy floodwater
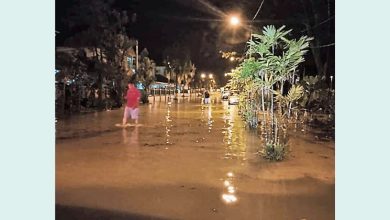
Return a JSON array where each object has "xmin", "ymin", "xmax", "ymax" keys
[{"xmin": 56, "ymin": 94, "xmax": 334, "ymax": 220}]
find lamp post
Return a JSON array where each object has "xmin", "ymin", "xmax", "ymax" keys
[
  {"xmin": 136, "ymin": 40, "xmax": 139, "ymax": 72},
  {"xmin": 168, "ymin": 61, "xmax": 171, "ymax": 85},
  {"xmin": 330, "ymin": 75, "xmax": 334, "ymax": 90}
]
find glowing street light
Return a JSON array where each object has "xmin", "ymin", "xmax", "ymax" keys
[
  {"xmin": 230, "ymin": 16, "xmax": 240, "ymax": 26},
  {"xmin": 230, "ymin": 57, "xmax": 235, "ymax": 62},
  {"xmin": 209, "ymin": 74, "xmax": 213, "ymax": 79},
  {"xmin": 201, "ymin": 73, "xmax": 206, "ymax": 79}
]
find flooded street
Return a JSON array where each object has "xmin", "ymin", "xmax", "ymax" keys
[{"xmin": 56, "ymin": 93, "xmax": 334, "ymax": 220}]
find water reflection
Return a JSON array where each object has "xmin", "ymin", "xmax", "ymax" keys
[
  {"xmin": 122, "ymin": 126, "xmax": 139, "ymax": 147},
  {"xmin": 165, "ymin": 101, "xmax": 173, "ymax": 148},
  {"xmin": 200, "ymin": 104, "xmax": 214, "ymax": 132},
  {"xmin": 207, "ymin": 106, "xmax": 213, "ymax": 132},
  {"xmin": 222, "ymin": 103, "xmax": 247, "ymax": 160},
  {"xmin": 221, "ymin": 172, "xmax": 238, "ymax": 204}
]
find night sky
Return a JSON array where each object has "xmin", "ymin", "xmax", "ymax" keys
[{"xmin": 56, "ymin": 0, "xmax": 334, "ymax": 82}]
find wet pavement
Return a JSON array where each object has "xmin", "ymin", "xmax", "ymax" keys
[{"xmin": 56, "ymin": 93, "xmax": 335, "ymax": 220}]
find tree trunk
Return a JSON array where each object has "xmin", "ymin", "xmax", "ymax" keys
[
  {"xmin": 270, "ymin": 88, "xmax": 274, "ymax": 127},
  {"xmin": 261, "ymin": 87, "xmax": 266, "ymax": 126},
  {"xmin": 307, "ymin": 26, "xmax": 324, "ymax": 76},
  {"xmin": 62, "ymin": 81, "xmax": 66, "ymax": 115},
  {"xmin": 98, "ymin": 49, "xmax": 105, "ymax": 108},
  {"xmin": 97, "ymin": 73, "xmax": 103, "ymax": 108},
  {"xmin": 94, "ymin": 47, "xmax": 99, "ymax": 61},
  {"xmin": 279, "ymin": 80, "xmax": 284, "ymax": 116},
  {"xmin": 300, "ymin": 0, "xmax": 325, "ymax": 77}
]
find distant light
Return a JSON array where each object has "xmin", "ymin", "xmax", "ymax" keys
[
  {"xmin": 230, "ymin": 57, "xmax": 235, "ymax": 61},
  {"xmin": 201, "ymin": 73, "xmax": 206, "ymax": 79},
  {"xmin": 209, "ymin": 74, "xmax": 213, "ymax": 79}
]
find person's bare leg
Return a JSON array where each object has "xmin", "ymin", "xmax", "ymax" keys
[
  {"xmin": 134, "ymin": 108, "xmax": 139, "ymax": 125},
  {"xmin": 122, "ymin": 108, "xmax": 127, "ymax": 125}
]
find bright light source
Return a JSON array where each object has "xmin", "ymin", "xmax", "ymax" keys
[
  {"xmin": 209, "ymin": 74, "xmax": 213, "ymax": 79},
  {"xmin": 230, "ymin": 16, "xmax": 240, "ymax": 26},
  {"xmin": 230, "ymin": 57, "xmax": 235, "ymax": 61},
  {"xmin": 201, "ymin": 73, "xmax": 206, "ymax": 79}
]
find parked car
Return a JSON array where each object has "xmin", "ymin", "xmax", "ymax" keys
[
  {"xmin": 228, "ymin": 93, "xmax": 239, "ymax": 105},
  {"xmin": 222, "ymin": 90, "xmax": 230, "ymax": 100},
  {"xmin": 230, "ymin": 90, "xmax": 239, "ymax": 95}
]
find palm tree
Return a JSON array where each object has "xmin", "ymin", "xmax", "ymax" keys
[{"xmin": 227, "ymin": 25, "xmax": 312, "ymax": 160}]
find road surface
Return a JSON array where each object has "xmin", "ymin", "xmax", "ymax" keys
[{"xmin": 56, "ymin": 93, "xmax": 334, "ymax": 220}]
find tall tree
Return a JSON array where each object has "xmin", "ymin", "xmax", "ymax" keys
[
  {"xmin": 137, "ymin": 48, "xmax": 156, "ymax": 90},
  {"xmin": 64, "ymin": 0, "xmax": 135, "ymax": 107},
  {"xmin": 299, "ymin": 0, "xmax": 335, "ymax": 78},
  {"xmin": 163, "ymin": 42, "xmax": 193, "ymax": 90}
]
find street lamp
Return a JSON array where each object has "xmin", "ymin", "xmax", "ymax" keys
[
  {"xmin": 209, "ymin": 74, "xmax": 213, "ymax": 79},
  {"xmin": 228, "ymin": 14, "xmax": 253, "ymax": 43},
  {"xmin": 229, "ymin": 16, "xmax": 240, "ymax": 26},
  {"xmin": 229, "ymin": 57, "xmax": 235, "ymax": 62},
  {"xmin": 200, "ymin": 73, "xmax": 206, "ymax": 89}
]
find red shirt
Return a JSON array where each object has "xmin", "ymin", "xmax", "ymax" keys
[{"xmin": 126, "ymin": 87, "xmax": 141, "ymax": 108}]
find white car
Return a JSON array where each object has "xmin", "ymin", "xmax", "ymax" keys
[
  {"xmin": 222, "ymin": 91, "xmax": 230, "ymax": 100},
  {"xmin": 228, "ymin": 95, "xmax": 239, "ymax": 105}
]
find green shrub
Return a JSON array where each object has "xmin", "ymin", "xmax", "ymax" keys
[{"xmin": 262, "ymin": 142, "xmax": 286, "ymax": 161}]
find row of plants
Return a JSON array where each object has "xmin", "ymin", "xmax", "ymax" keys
[{"xmin": 226, "ymin": 25, "xmax": 334, "ymax": 161}]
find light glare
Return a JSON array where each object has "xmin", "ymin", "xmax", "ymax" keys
[
  {"xmin": 222, "ymin": 194, "xmax": 237, "ymax": 203},
  {"xmin": 230, "ymin": 16, "xmax": 240, "ymax": 26}
]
